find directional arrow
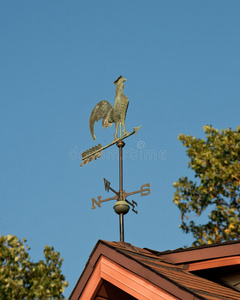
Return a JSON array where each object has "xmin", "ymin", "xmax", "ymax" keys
[{"xmin": 81, "ymin": 126, "xmax": 142, "ymax": 167}]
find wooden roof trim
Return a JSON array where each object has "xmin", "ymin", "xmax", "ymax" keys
[
  {"xmin": 81, "ymin": 256, "xmax": 179, "ymax": 300},
  {"xmin": 188, "ymin": 256, "xmax": 240, "ymax": 271},
  {"xmin": 69, "ymin": 240, "xmax": 102, "ymax": 299},
  {"xmin": 69, "ymin": 241, "xmax": 204, "ymax": 300},
  {"xmin": 79, "ymin": 260, "xmax": 102, "ymax": 300}
]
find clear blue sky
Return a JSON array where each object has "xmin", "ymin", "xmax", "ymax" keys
[{"xmin": 1, "ymin": 1, "xmax": 240, "ymax": 297}]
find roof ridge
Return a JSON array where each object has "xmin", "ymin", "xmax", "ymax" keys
[
  {"xmin": 100, "ymin": 240, "xmax": 151, "ymax": 254},
  {"xmin": 145, "ymin": 239, "xmax": 240, "ymax": 256}
]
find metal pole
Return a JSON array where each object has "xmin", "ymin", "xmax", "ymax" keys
[
  {"xmin": 117, "ymin": 140, "xmax": 125, "ymax": 242},
  {"xmin": 119, "ymin": 140, "xmax": 124, "ymax": 195},
  {"xmin": 119, "ymin": 214, "xmax": 124, "ymax": 242}
]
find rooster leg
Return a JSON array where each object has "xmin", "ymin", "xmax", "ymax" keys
[
  {"xmin": 121, "ymin": 120, "xmax": 129, "ymax": 137},
  {"xmin": 114, "ymin": 122, "xmax": 119, "ymax": 140}
]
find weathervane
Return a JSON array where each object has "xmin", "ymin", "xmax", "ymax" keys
[{"xmin": 81, "ymin": 76, "xmax": 151, "ymax": 242}]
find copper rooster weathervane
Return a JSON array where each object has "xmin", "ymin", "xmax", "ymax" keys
[
  {"xmin": 89, "ymin": 75, "xmax": 129, "ymax": 141},
  {"xmin": 81, "ymin": 76, "xmax": 151, "ymax": 242}
]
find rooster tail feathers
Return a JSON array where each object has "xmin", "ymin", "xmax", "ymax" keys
[
  {"xmin": 89, "ymin": 100, "xmax": 112, "ymax": 140},
  {"xmin": 89, "ymin": 119, "xmax": 97, "ymax": 140}
]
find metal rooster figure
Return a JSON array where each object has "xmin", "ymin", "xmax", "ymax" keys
[
  {"xmin": 81, "ymin": 75, "xmax": 151, "ymax": 242},
  {"xmin": 89, "ymin": 75, "xmax": 129, "ymax": 141},
  {"xmin": 81, "ymin": 75, "xmax": 141, "ymax": 167}
]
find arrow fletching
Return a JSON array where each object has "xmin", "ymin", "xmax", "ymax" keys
[{"xmin": 81, "ymin": 144, "xmax": 103, "ymax": 167}]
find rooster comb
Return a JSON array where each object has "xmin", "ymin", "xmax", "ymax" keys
[{"xmin": 114, "ymin": 75, "xmax": 124, "ymax": 85}]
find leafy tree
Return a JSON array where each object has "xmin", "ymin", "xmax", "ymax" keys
[
  {"xmin": 173, "ymin": 125, "xmax": 240, "ymax": 246},
  {"xmin": 0, "ymin": 235, "xmax": 68, "ymax": 299}
]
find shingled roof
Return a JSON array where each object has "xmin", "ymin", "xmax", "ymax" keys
[{"xmin": 70, "ymin": 240, "xmax": 240, "ymax": 300}]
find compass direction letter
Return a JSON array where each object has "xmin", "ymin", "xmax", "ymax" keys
[
  {"xmin": 141, "ymin": 183, "xmax": 151, "ymax": 196},
  {"xmin": 91, "ymin": 196, "xmax": 102, "ymax": 209},
  {"xmin": 104, "ymin": 178, "xmax": 110, "ymax": 192}
]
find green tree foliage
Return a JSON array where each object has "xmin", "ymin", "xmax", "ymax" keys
[
  {"xmin": 173, "ymin": 125, "xmax": 240, "ymax": 246},
  {"xmin": 0, "ymin": 235, "xmax": 68, "ymax": 299}
]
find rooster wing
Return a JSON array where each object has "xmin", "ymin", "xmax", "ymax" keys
[{"xmin": 89, "ymin": 100, "xmax": 112, "ymax": 140}]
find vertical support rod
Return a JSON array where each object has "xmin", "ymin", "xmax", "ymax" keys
[
  {"xmin": 119, "ymin": 214, "xmax": 124, "ymax": 242},
  {"xmin": 117, "ymin": 140, "xmax": 125, "ymax": 242},
  {"xmin": 119, "ymin": 141, "xmax": 124, "ymax": 195}
]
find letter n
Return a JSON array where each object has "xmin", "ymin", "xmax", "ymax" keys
[{"xmin": 91, "ymin": 196, "xmax": 102, "ymax": 209}]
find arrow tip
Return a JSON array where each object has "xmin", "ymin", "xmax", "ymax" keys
[{"xmin": 133, "ymin": 126, "xmax": 142, "ymax": 135}]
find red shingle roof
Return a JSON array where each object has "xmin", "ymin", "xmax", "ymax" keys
[
  {"xmin": 70, "ymin": 240, "xmax": 240, "ymax": 300},
  {"xmin": 100, "ymin": 240, "xmax": 240, "ymax": 300}
]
